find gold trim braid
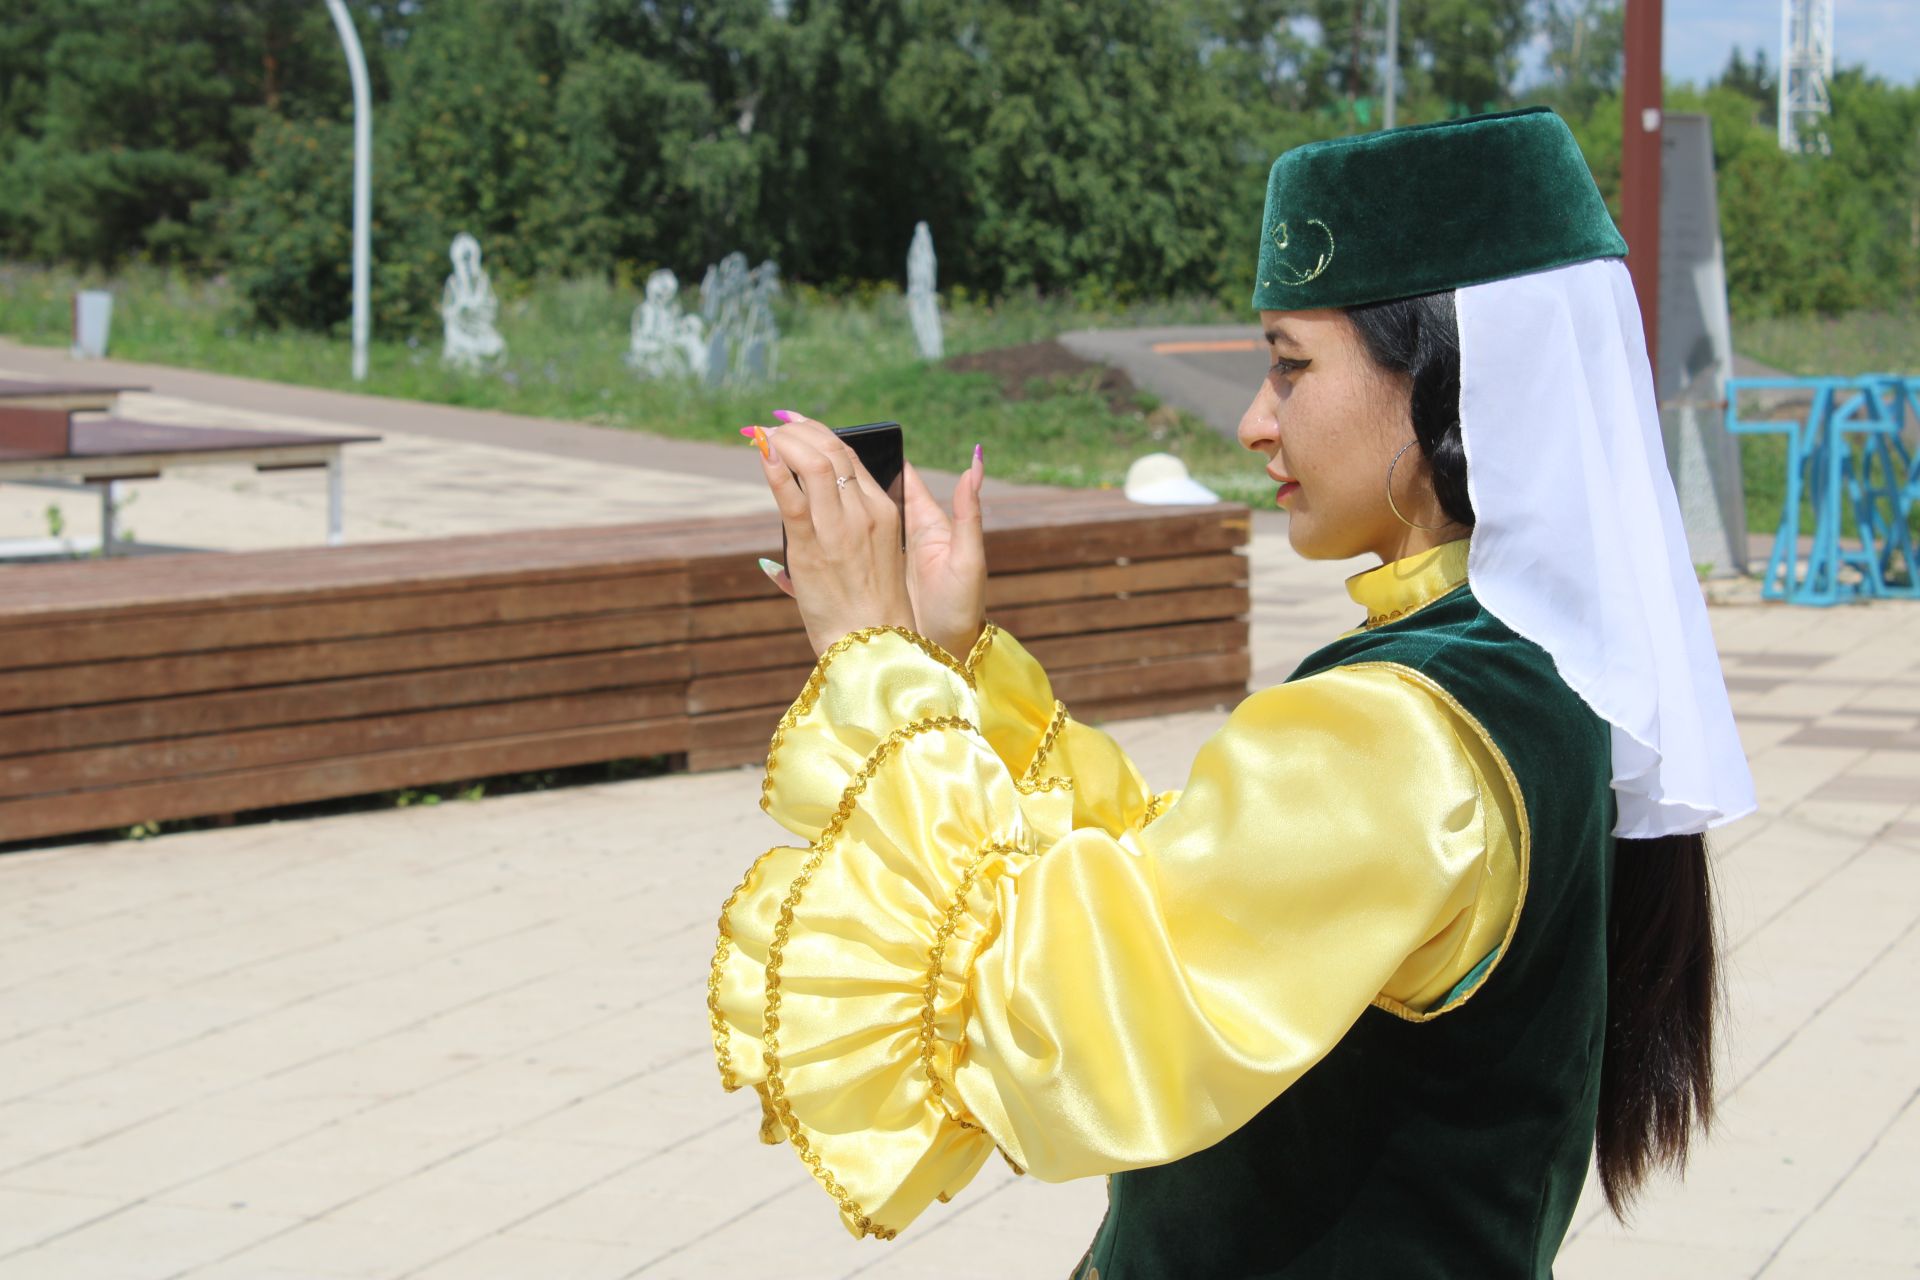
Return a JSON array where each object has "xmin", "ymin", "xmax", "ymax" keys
[
  {"xmin": 919, "ymin": 837, "xmax": 1026, "ymax": 1129},
  {"xmin": 1342, "ymin": 661, "xmax": 1533, "ymax": 1023},
  {"xmin": 758, "ymin": 712, "xmax": 989, "ymax": 1240},
  {"xmin": 760, "ymin": 625, "xmax": 974, "ymax": 813},
  {"xmin": 708, "ymin": 843, "xmax": 792, "ymax": 1093}
]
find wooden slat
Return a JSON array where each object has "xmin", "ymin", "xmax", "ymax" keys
[
  {"xmin": 0, "ymin": 571, "xmax": 688, "ymax": 670},
  {"xmin": 684, "ymin": 583, "xmax": 1245, "ymax": 656},
  {"xmin": 0, "ymin": 718, "xmax": 689, "ymax": 847},
  {"xmin": 1020, "ymin": 619, "xmax": 1246, "ymax": 670},
  {"xmin": 690, "ymin": 629, "xmax": 817, "ymax": 677},
  {"xmin": 969, "ymin": 513, "xmax": 1249, "ymax": 576},
  {"xmin": 1049, "ymin": 650, "xmax": 1250, "ymax": 705},
  {"xmin": 982, "ymin": 552, "xmax": 1246, "ymax": 608},
  {"xmin": 0, "ymin": 405, "xmax": 71, "ymax": 454},
  {"xmin": 988, "ymin": 585, "xmax": 1249, "ymax": 639},
  {"xmin": 689, "ymin": 596, "xmax": 794, "ymax": 641},
  {"xmin": 1, "ymin": 686, "xmax": 682, "ymax": 799},
  {"xmin": 0, "ymin": 646, "xmax": 690, "ymax": 756},
  {"xmin": 0, "ymin": 612, "xmax": 687, "ymax": 712},
  {"xmin": 688, "ymin": 705, "xmax": 821, "ymax": 755},
  {"xmin": 687, "ymin": 665, "xmax": 813, "ymax": 717}
]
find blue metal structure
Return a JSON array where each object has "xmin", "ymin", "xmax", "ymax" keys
[{"xmin": 1726, "ymin": 375, "xmax": 1920, "ymax": 605}]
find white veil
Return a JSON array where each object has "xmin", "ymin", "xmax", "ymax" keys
[{"xmin": 1455, "ymin": 257, "xmax": 1757, "ymax": 838}]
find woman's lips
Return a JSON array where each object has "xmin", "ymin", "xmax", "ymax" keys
[{"xmin": 1275, "ymin": 481, "xmax": 1301, "ymax": 506}]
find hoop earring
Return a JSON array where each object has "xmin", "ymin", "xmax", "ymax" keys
[{"xmin": 1386, "ymin": 439, "xmax": 1449, "ymax": 532}]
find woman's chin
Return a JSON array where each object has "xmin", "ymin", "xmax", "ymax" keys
[{"xmin": 1284, "ymin": 512, "xmax": 1366, "ymax": 562}]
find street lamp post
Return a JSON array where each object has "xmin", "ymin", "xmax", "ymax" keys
[
  {"xmin": 323, "ymin": 0, "xmax": 372, "ymax": 382},
  {"xmin": 1384, "ymin": 0, "xmax": 1399, "ymax": 129}
]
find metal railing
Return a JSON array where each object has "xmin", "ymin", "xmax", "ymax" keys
[{"xmin": 1726, "ymin": 375, "xmax": 1920, "ymax": 605}]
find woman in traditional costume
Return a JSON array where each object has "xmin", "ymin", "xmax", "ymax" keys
[{"xmin": 708, "ymin": 107, "xmax": 1756, "ymax": 1277}]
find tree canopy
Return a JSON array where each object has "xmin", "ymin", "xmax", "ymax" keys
[{"xmin": 1, "ymin": 0, "xmax": 1913, "ymax": 332}]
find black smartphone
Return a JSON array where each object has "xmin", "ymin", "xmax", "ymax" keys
[{"xmin": 779, "ymin": 420, "xmax": 906, "ymax": 565}]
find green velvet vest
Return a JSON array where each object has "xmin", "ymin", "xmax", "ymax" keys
[{"xmin": 1072, "ymin": 582, "xmax": 1616, "ymax": 1279}]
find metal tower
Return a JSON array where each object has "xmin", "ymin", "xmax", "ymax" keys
[{"xmin": 1779, "ymin": 0, "xmax": 1834, "ymax": 154}]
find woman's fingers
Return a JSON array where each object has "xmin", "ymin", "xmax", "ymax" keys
[
  {"xmin": 768, "ymin": 418, "xmax": 900, "ymax": 551},
  {"xmin": 757, "ymin": 427, "xmax": 813, "ymax": 527},
  {"xmin": 758, "ymin": 557, "xmax": 795, "ymax": 597},
  {"xmin": 764, "ymin": 422, "xmax": 855, "ymax": 531},
  {"xmin": 951, "ymin": 446, "xmax": 985, "ymax": 546},
  {"xmin": 901, "ymin": 459, "xmax": 948, "ymax": 546}
]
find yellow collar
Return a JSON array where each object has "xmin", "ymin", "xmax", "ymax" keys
[{"xmin": 1344, "ymin": 538, "xmax": 1472, "ymax": 629}]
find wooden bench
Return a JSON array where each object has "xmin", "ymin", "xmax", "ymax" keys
[
  {"xmin": 0, "ymin": 492, "xmax": 1251, "ymax": 845},
  {"xmin": 0, "ymin": 382, "xmax": 380, "ymax": 557}
]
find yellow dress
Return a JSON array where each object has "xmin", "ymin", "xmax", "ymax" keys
[{"xmin": 706, "ymin": 537, "xmax": 1525, "ymax": 1239}]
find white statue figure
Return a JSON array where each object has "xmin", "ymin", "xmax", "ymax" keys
[
  {"xmin": 740, "ymin": 258, "xmax": 781, "ymax": 382},
  {"xmin": 625, "ymin": 269, "xmax": 708, "ymax": 380},
  {"xmin": 439, "ymin": 232, "xmax": 506, "ymax": 371},
  {"xmin": 907, "ymin": 221, "xmax": 943, "ymax": 360},
  {"xmin": 696, "ymin": 251, "xmax": 781, "ymax": 388}
]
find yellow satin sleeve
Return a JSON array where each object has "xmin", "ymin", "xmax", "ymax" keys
[{"xmin": 707, "ymin": 623, "xmax": 1524, "ymax": 1240}]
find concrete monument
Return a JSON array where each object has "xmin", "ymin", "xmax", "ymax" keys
[
  {"xmin": 907, "ymin": 221, "xmax": 943, "ymax": 360},
  {"xmin": 625, "ymin": 269, "xmax": 709, "ymax": 380},
  {"xmin": 439, "ymin": 233, "xmax": 506, "ymax": 371},
  {"xmin": 1657, "ymin": 114, "xmax": 1748, "ymax": 577},
  {"xmin": 697, "ymin": 251, "xmax": 781, "ymax": 388}
]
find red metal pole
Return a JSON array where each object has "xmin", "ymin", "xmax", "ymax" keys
[{"xmin": 1621, "ymin": 0, "xmax": 1663, "ymax": 380}]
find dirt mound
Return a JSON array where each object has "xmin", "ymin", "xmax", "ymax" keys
[{"xmin": 943, "ymin": 339, "xmax": 1140, "ymax": 414}]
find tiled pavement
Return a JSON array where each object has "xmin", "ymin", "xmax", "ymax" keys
[{"xmin": 2, "ymin": 351, "xmax": 1917, "ymax": 1278}]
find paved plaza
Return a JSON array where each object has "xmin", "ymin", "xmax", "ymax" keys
[{"xmin": 1, "ymin": 345, "xmax": 1917, "ymax": 1278}]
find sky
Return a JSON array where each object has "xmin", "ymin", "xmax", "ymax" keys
[{"xmin": 1661, "ymin": 0, "xmax": 1918, "ymax": 87}]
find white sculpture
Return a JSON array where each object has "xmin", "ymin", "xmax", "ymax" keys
[
  {"xmin": 439, "ymin": 232, "xmax": 506, "ymax": 371},
  {"xmin": 907, "ymin": 221, "xmax": 943, "ymax": 360},
  {"xmin": 625, "ymin": 269, "xmax": 709, "ymax": 380},
  {"xmin": 697, "ymin": 251, "xmax": 781, "ymax": 388}
]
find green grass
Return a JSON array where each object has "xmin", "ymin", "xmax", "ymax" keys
[
  {"xmin": 6, "ymin": 266, "xmax": 1913, "ymax": 535},
  {"xmin": 1738, "ymin": 310, "xmax": 1920, "ymax": 379},
  {"xmin": 0, "ymin": 264, "xmax": 1274, "ymax": 505}
]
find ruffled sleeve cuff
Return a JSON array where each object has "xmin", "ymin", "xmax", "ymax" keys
[
  {"xmin": 962, "ymin": 622, "xmax": 1160, "ymax": 836},
  {"xmin": 712, "ymin": 626, "xmax": 1075, "ymax": 1237}
]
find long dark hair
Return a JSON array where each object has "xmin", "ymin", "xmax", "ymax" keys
[{"xmin": 1346, "ymin": 290, "xmax": 1721, "ymax": 1218}]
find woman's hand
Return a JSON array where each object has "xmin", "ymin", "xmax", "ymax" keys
[
  {"xmin": 757, "ymin": 418, "xmax": 987, "ymax": 663},
  {"xmin": 755, "ymin": 415, "xmax": 916, "ymax": 658},
  {"xmin": 899, "ymin": 452, "xmax": 987, "ymax": 662}
]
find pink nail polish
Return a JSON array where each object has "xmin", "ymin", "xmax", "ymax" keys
[
  {"xmin": 771, "ymin": 410, "xmax": 795, "ymax": 423},
  {"xmin": 974, "ymin": 443, "xmax": 984, "ymax": 466},
  {"xmin": 739, "ymin": 426, "xmax": 758, "ymax": 438}
]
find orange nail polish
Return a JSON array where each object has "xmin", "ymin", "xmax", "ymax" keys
[{"xmin": 752, "ymin": 425, "xmax": 771, "ymax": 459}]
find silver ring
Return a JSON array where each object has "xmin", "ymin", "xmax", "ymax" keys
[{"xmin": 834, "ymin": 474, "xmax": 851, "ymax": 490}]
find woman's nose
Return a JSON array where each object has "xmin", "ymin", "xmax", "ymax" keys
[{"xmin": 1237, "ymin": 384, "xmax": 1276, "ymax": 454}]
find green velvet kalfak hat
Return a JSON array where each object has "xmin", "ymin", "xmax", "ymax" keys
[{"xmin": 1251, "ymin": 106, "xmax": 1626, "ymax": 312}]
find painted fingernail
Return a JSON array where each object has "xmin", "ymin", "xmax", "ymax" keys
[
  {"xmin": 974, "ymin": 443, "xmax": 984, "ymax": 467},
  {"xmin": 752, "ymin": 426, "xmax": 771, "ymax": 459},
  {"xmin": 738, "ymin": 426, "xmax": 757, "ymax": 438},
  {"xmin": 758, "ymin": 557, "xmax": 784, "ymax": 581},
  {"xmin": 771, "ymin": 410, "xmax": 796, "ymax": 422}
]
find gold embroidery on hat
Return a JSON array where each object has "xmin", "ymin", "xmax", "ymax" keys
[{"xmin": 1269, "ymin": 217, "xmax": 1335, "ymax": 286}]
